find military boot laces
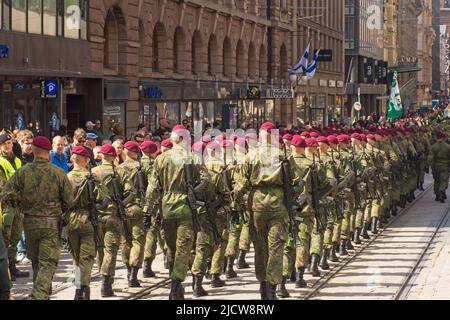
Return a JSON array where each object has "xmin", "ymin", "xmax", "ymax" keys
[
  {"xmin": 371, "ymin": 217, "xmax": 378, "ymax": 234},
  {"xmin": 169, "ymin": 279, "xmax": 183, "ymax": 300},
  {"xmin": 237, "ymin": 250, "xmax": 250, "ymax": 269},
  {"xmin": 354, "ymin": 228, "xmax": 362, "ymax": 245},
  {"xmin": 143, "ymin": 259, "xmax": 156, "ymax": 278},
  {"xmin": 225, "ymin": 257, "xmax": 238, "ymax": 279},
  {"xmin": 193, "ymin": 275, "xmax": 208, "ymax": 297},
  {"xmin": 9, "ymin": 263, "xmax": 29, "ymax": 280},
  {"xmin": 339, "ymin": 240, "xmax": 349, "ymax": 256},
  {"xmin": 74, "ymin": 288, "xmax": 84, "ymax": 300},
  {"xmin": 361, "ymin": 223, "xmax": 371, "ymax": 239},
  {"xmin": 276, "ymin": 276, "xmax": 290, "ymax": 298},
  {"xmin": 128, "ymin": 267, "xmax": 141, "ymax": 288},
  {"xmin": 101, "ymin": 275, "xmax": 114, "ymax": 297},
  {"xmin": 210, "ymin": 274, "xmax": 226, "ymax": 288},
  {"xmin": 310, "ymin": 254, "xmax": 321, "ymax": 277},
  {"xmin": 319, "ymin": 249, "xmax": 330, "ymax": 270},
  {"xmin": 295, "ymin": 267, "xmax": 307, "ymax": 288},
  {"xmin": 328, "ymin": 243, "xmax": 339, "ymax": 262}
]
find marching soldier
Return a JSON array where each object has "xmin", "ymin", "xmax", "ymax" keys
[
  {"xmin": 0, "ymin": 205, "xmax": 11, "ymax": 300},
  {"xmin": 0, "ymin": 136, "xmax": 73, "ymax": 300},
  {"xmin": 65, "ymin": 146, "xmax": 108, "ymax": 300},
  {"xmin": 145, "ymin": 125, "xmax": 209, "ymax": 300},
  {"xmin": 0, "ymin": 132, "xmax": 29, "ymax": 281},
  {"xmin": 429, "ymin": 131, "xmax": 450, "ymax": 202}
]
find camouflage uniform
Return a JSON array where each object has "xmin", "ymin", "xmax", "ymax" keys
[
  {"xmin": 145, "ymin": 143, "xmax": 209, "ymax": 299},
  {"xmin": 0, "ymin": 223, "xmax": 11, "ymax": 299},
  {"xmin": 1, "ymin": 158, "xmax": 73, "ymax": 300},
  {"xmin": 0, "ymin": 151, "xmax": 25, "ymax": 279},
  {"xmin": 234, "ymin": 142, "xmax": 294, "ymax": 298},
  {"xmin": 429, "ymin": 141, "xmax": 450, "ymax": 198}
]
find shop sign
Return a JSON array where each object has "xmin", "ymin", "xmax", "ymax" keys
[
  {"xmin": 337, "ymin": 81, "xmax": 344, "ymax": 88},
  {"xmin": 267, "ymin": 88, "xmax": 294, "ymax": 99},
  {"xmin": 41, "ymin": 80, "xmax": 58, "ymax": 98},
  {"xmin": 328, "ymin": 80, "xmax": 336, "ymax": 87},
  {"xmin": 16, "ymin": 113, "xmax": 25, "ymax": 130},
  {"xmin": 320, "ymin": 79, "xmax": 328, "ymax": 87},
  {"xmin": 104, "ymin": 105, "xmax": 122, "ymax": 116},
  {"xmin": 247, "ymin": 86, "xmax": 261, "ymax": 99},
  {"xmin": 0, "ymin": 45, "xmax": 9, "ymax": 58},
  {"xmin": 317, "ymin": 49, "xmax": 333, "ymax": 62},
  {"xmin": 145, "ymin": 86, "xmax": 163, "ymax": 99}
]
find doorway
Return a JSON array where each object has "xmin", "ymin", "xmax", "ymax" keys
[{"xmin": 66, "ymin": 94, "xmax": 86, "ymax": 137}]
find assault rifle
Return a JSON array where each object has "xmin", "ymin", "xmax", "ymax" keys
[
  {"xmin": 87, "ymin": 166, "xmax": 104, "ymax": 251},
  {"xmin": 351, "ymin": 145, "xmax": 361, "ymax": 210},
  {"xmin": 184, "ymin": 162, "xmax": 202, "ymax": 234},
  {"xmin": 311, "ymin": 152, "xmax": 324, "ymax": 233},
  {"xmin": 111, "ymin": 163, "xmax": 133, "ymax": 245}
]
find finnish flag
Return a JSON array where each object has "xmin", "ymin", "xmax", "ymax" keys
[
  {"xmin": 306, "ymin": 49, "xmax": 320, "ymax": 80},
  {"xmin": 289, "ymin": 42, "xmax": 310, "ymax": 74}
]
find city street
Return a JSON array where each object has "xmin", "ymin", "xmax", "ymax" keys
[{"xmin": 9, "ymin": 175, "xmax": 450, "ymax": 301}]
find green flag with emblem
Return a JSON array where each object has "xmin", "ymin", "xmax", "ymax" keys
[{"xmin": 387, "ymin": 71, "xmax": 403, "ymax": 119}]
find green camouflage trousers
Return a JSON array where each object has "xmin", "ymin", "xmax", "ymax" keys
[
  {"xmin": 24, "ymin": 226, "xmax": 61, "ymax": 300},
  {"xmin": 210, "ymin": 211, "xmax": 229, "ymax": 275},
  {"xmin": 144, "ymin": 216, "xmax": 166, "ymax": 263},
  {"xmin": 97, "ymin": 217, "xmax": 121, "ymax": 277},
  {"xmin": 341, "ymin": 192, "xmax": 356, "ymax": 240},
  {"xmin": 121, "ymin": 216, "xmax": 146, "ymax": 268},
  {"xmin": 68, "ymin": 222, "xmax": 95, "ymax": 287},
  {"xmin": 282, "ymin": 232, "xmax": 295, "ymax": 278},
  {"xmin": 295, "ymin": 214, "xmax": 313, "ymax": 268},
  {"xmin": 0, "ymin": 229, "xmax": 11, "ymax": 293},
  {"xmin": 1, "ymin": 207, "xmax": 23, "ymax": 263},
  {"xmin": 433, "ymin": 165, "xmax": 449, "ymax": 194},
  {"xmin": 418, "ymin": 159, "xmax": 427, "ymax": 187},
  {"xmin": 225, "ymin": 211, "xmax": 252, "ymax": 257},
  {"xmin": 323, "ymin": 202, "xmax": 338, "ymax": 250},
  {"xmin": 253, "ymin": 211, "xmax": 287, "ymax": 285},
  {"xmin": 191, "ymin": 214, "xmax": 215, "ymax": 276},
  {"xmin": 163, "ymin": 217, "xmax": 194, "ymax": 282}
]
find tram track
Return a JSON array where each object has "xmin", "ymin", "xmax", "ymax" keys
[{"xmin": 300, "ymin": 184, "xmax": 433, "ymax": 300}]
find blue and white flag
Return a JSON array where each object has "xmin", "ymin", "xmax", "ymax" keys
[
  {"xmin": 289, "ymin": 42, "xmax": 310, "ymax": 74},
  {"xmin": 306, "ymin": 49, "xmax": 320, "ymax": 80}
]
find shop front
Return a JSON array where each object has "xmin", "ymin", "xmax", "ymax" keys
[{"xmin": 138, "ymin": 80, "xmax": 276, "ymax": 135}]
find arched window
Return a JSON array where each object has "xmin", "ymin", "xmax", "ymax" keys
[
  {"xmin": 139, "ymin": 20, "xmax": 145, "ymax": 74},
  {"xmin": 104, "ymin": 9, "xmax": 118, "ymax": 71},
  {"xmin": 191, "ymin": 31, "xmax": 203, "ymax": 75},
  {"xmin": 223, "ymin": 37, "xmax": 232, "ymax": 77},
  {"xmin": 173, "ymin": 27, "xmax": 185, "ymax": 73},
  {"xmin": 248, "ymin": 42, "xmax": 257, "ymax": 79},
  {"xmin": 280, "ymin": 44, "xmax": 288, "ymax": 82},
  {"xmin": 153, "ymin": 22, "xmax": 166, "ymax": 72},
  {"xmin": 208, "ymin": 35, "xmax": 218, "ymax": 76},
  {"xmin": 259, "ymin": 44, "xmax": 267, "ymax": 80},
  {"xmin": 236, "ymin": 40, "xmax": 246, "ymax": 78}
]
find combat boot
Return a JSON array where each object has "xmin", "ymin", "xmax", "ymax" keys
[
  {"xmin": 74, "ymin": 287, "xmax": 84, "ymax": 300},
  {"xmin": 290, "ymin": 270, "xmax": 296, "ymax": 282},
  {"xmin": 319, "ymin": 250, "xmax": 330, "ymax": 270},
  {"xmin": 310, "ymin": 254, "xmax": 321, "ymax": 277},
  {"xmin": 128, "ymin": 267, "xmax": 141, "ymax": 288},
  {"xmin": 361, "ymin": 223, "xmax": 370, "ymax": 239},
  {"xmin": 441, "ymin": 191, "xmax": 446, "ymax": 203},
  {"xmin": 391, "ymin": 202, "xmax": 398, "ymax": 216},
  {"xmin": 266, "ymin": 282, "xmax": 277, "ymax": 300},
  {"xmin": 126, "ymin": 264, "xmax": 131, "ymax": 281},
  {"xmin": 82, "ymin": 286, "xmax": 90, "ymax": 300},
  {"xmin": 406, "ymin": 192, "xmax": 412, "ymax": 203},
  {"xmin": 411, "ymin": 190, "xmax": 416, "ymax": 200},
  {"xmin": 354, "ymin": 228, "xmax": 361, "ymax": 245},
  {"xmin": 276, "ymin": 276, "xmax": 290, "ymax": 298},
  {"xmin": 210, "ymin": 274, "xmax": 226, "ymax": 288},
  {"xmin": 379, "ymin": 214, "xmax": 388, "ymax": 225},
  {"xmin": 192, "ymin": 275, "xmax": 208, "ymax": 297},
  {"xmin": 371, "ymin": 217, "xmax": 378, "ymax": 234},
  {"xmin": 101, "ymin": 275, "xmax": 114, "ymax": 297},
  {"xmin": 9, "ymin": 263, "xmax": 29, "ymax": 280},
  {"xmin": 295, "ymin": 267, "xmax": 307, "ymax": 288},
  {"xmin": 225, "ymin": 257, "xmax": 238, "ymax": 279},
  {"xmin": 260, "ymin": 281, "xmax": 268, "ymax": 300},
  {"xmin": 143, "ymin": 259, "xmax": 156, "ymax": 278},
  {"xmin": 237, "ymin": 250, "xmax": 250, "ymax": 269},
  {"xmin": 385, "ymin": 207, "xmax": 391, "ymax": 220},
  {"xmin": 0, "ymin": 290, "xmax": 10, "ymax": 300},
  {"xmin": 339, "ymin": 239, "xmax": 348, "ymax": 256},
  {"xmin": 169, "ymin": 279, "xmax": 183, "ymax": 300},
  {"xmin": 329, "ymin": 243, "xmax": 339, "ymax": 262},
  {"xmin": 399, "ymin": 195, "xmax": 406, "ymax": 208},
  {"xmin": 346, "ymin": 239, "xmax": 354, "ymax": 250}
]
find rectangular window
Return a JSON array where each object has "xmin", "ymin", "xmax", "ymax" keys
[
  {"xmin": 57, "ymin": 0, "xmax": 63, "ymax": 36},
  {"xmin": 11, "ymin": 0, "xmax": 27, "ymax": 32},
  {"xmin": 43, "ymin": 0, "xmax": 56, "ymax": 35},
  {"xmin": 3, "ymin": 1, "xmax": 10, "ymax": 30},
  {"xmin": 28, "ymin": 0, "xmax": 42, "ymax": 34},
  {"xmin": 64, "ymin": 0, "xmax": 80, "ymax": 39},
  {"xmin": 79, "ymin": 0, "xmax": 87, "ymax": 39}
]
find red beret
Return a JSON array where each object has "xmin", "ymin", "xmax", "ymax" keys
[
  {"xmin": 337, "ymin": 134, "xmax": 350, "ymax": 143},
  {"xmin": 300, "ymin": 131, "xmax": 311, "ymax": 138},
  {"xmin": 368, "ymin": 126, "xmax": 377, "ymax": 133},
  {"xmin": 140, "ymin": 141, "xmax": 158, "ymax": 154},
  {"xmin": 375, "ymin": 129, "xmax": 384, "ymax": 136},
  {"xmin": 172, "ymin": 124, "xmax": 186, "ymax": 132},
  {"xmin": 282, "ymin": 133, "xmax": 293, "ymax": 141},
  {"xmin": 72, "ymin": 146, "xmax": 90, "ymax": 158},
  {"xmin": 260, "ymin": 122, "xmax": 276, "ymax": 131},
  {"xmin": 215, "ymin": 134, "xmax": 226, "ymax": 142},
  {"xmin": 305, "ymin": 138, "xmax": 318, "ymax": 148},
  {"xmin": 222, "ymin": 140, "xmax": 234, "ymax": 148},
  {"xmin": 360, "ymin": 134, "xmax": 367, "ymax": 142},
  {"xmin": 235, "ymin": 137, "xmax": 246, "ymax": 146},
  {"xmin": 100, "ymin": 144, "xmax": 117, "ymax": 157},
  {"xmin": 317, "ymin": 136, "xmax": 329, "ymax": 144},
  {"xmin": 291, "ymin": 135, "xmax": 307, "ymax": 148},
  {"xmin": 161, "ymin": 139, "xmax": 173, "ymax": 149},
  {"xmin": 32, "ymin": 136, "xmax": 52, "ymax": 151},
  {"xmin": 245, "ymin": 132, "xmax": 257, "ymax": 140},
  {"xmin": 310, "ymin": 131, "xmax": 320, "ymax": 138},
  {"xmin": 201, "ymin": 135, "xmax": 212, "ymax": 143},
  {"xmin": 327, "ymin": 135, "xmax": 339, "ymax": 145},
  {"xmin": 351, "ymin": 133, "xmax": 361, "ymax": 140},
  {"xmin": 192, "ymin": 141, "xmax": 204, "ymax": 153},
  {"xmin": 230, "ymin": 133, "xmax": 239, "ymax": 142},
  {"xmin": 124, "ymin": 141, "xmax": 140, "ymax": 154},
  {"xmin": 436, "ymin": 131, "xmax": 447, "ymax": 140},
  {"xmin": 366, "ymin": 134, "xmax": 376, "ymax": 141},
  {"xmin": 206, "ymin": 141, "xmax": 221, "ymax": 150}
]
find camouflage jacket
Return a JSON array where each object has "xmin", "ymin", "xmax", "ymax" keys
[
  {"xmin": 0, "ymin": 158, "xmax": 73, "ymax": 230},
  {"xmin": 91, "ymin": 161, "xmax": 120, "ymax": 218},
  {"xmin": 429, "ymin": 142, "xmax": 450, "ymax": 167},
  {"xmin": 119, "ymin": 158, "xmax": 144, "ymax": 215}
]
